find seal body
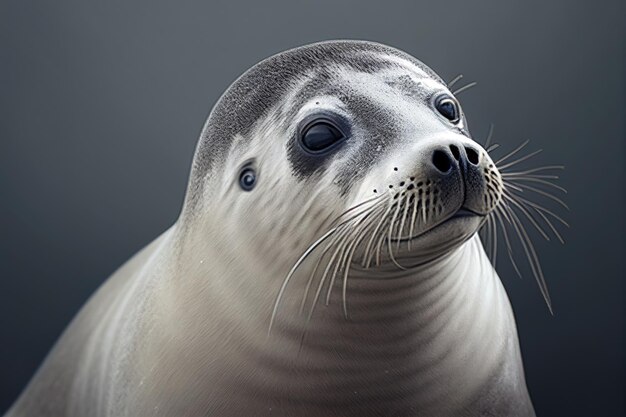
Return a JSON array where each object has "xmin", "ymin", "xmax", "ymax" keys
[{"xmin": 6, "ymin": 41, "xmax": 536, "ymax": 417}]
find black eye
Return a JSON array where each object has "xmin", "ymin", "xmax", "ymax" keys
[
  {"xmin": 435, "ymin": 95, "xmax": 461, "ymax": 123},
  {"xmin": 239, "ymin": 167, "xmax": 256, "ymax": 191},
  {"xmin": 300, "ymin": 120, "xmax": 345, "ymax": 153}
]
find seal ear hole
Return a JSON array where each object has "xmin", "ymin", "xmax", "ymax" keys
[{"xmin": 238, "ymin": 166, "xmax": 257, "ymax": 191}]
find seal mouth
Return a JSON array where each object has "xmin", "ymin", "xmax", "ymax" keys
[
  {"xmin": 392, "ymin": 206, "xmax": 484, "ymax": 243},
  {"xmin": 451, "ymin": 207, "xmax": 480, "ymax": 219}
]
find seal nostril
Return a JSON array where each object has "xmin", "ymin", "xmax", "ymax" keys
[
  {"xmin": 449, "ymin": 145, "xmax": 461, "ymax": 161},
  {"xmin": 465, "ymin": 147, "xmax": 479, "ymax": 165},
  {"xmin": 432, "ymin": 150, "xmax": 452, "ymax": 173}
]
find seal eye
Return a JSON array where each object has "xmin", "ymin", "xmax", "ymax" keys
[
  {"xmin": 301, "ymin": 120, "xmax": 345, "ymax": 153},
  {"xmin": 435, "ymin": 95, "xmax": 461, "ymax": 123},
  {"xmin": 239, "ymin": 167, "xmax": 256, "ymax": 191}
]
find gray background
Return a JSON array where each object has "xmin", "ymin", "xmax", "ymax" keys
[{"xmin": 0, "ymin": 0, "xmax": 623, "ymax": 415}]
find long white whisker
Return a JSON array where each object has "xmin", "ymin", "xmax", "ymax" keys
[
  {"xmin": 387, "ymin": 198, "xmax": 408, "ymax": 270},
  {"xmin": 269, "ymin": 227, "xmax": 337, "ymax": 334},
  {"xmin": 486, "ymin": 143, "xmax": 500, "ymax": 153},
  {"xmin": 504, "ymin": 203, "xmax": 553, "ymax": 313},
  {"xmin": 500, "ymin": 165, "xmax": 564, "ymax": 176},
  {"xmin": 498, "ymin": 149, "xmax": 543, "ymax": 170},
  {"xmin": 396, "ymin": 193, "xmax": 411, "ymax": 250},
  {"xmin": 495, "ymin": 140, "xmax": 530, "ymax": 165},
  {"xmin": 408, "ymin": 195, "xmax": 419, "ymax": 251},
  {"xmin": 324, "ymin": 213, "xmax": 376, "ymax": 305},
  {"xmin": 484, "ymin": 124, "xmax": 495, "ymax": 150},
  {"xmin": 329, "ymin": 194, "xmax": 383, "ymax": 227},
  {"xmin": 503, "ymin": 194, "xmax": 551, "ymax": 241},
  {"xmin": 505, "ymin": 177, "xmax": 568, "ymax": 194},
  {"xmin": 452, "ymin": 81, "xmax": 478, "ymax": 95},
  {"xmin": 507, "ymin": 182, "xmax": 569, "ymax": 209},
  {"xmin": 447, "ymin": 73, "xmax": 464, "ymax": 88},
  {"xmin": 362, "ymin": 201, "xmax": 393, "ymax": 266},
  {"xmin": 509, "ymin": 194, "xmax": 570, "ymax": 228},
  {"xmin": 495, "ymin": 205, "xmax": 523, "ymax": 278},
  {"xmin": 299, "ymin": 226, "xmax": 351, "ymax": 313}
]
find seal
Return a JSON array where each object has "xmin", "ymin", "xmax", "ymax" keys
[{"xmin": 6, "ymin": 40, "xmax": 547, "ymax": 417}]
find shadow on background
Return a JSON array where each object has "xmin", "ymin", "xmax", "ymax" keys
[{"xmin": 0, "ymin": 0, "xmax": 623, "ymax": 415}]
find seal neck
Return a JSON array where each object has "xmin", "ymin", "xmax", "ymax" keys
[
  {"xmin": 254, "ymin": 236, "xmax": 521, "ymax": 413},
  {"xmin": 170, "ymin": 229, "xmax": 528, "ymax": 414}
]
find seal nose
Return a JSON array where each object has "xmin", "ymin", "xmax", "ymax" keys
[
  {"xmin": 463, "ymin": 145, "xmax": 480, "ymax": 166},
  {"xmin": 431, "ymin": 144, "xmax": 481, "ymax": 174},
  {"xmin": 432, "ymin": 149, "xmax": 453, "ymax": 173}
]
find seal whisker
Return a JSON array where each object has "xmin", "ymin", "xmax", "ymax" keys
[
  {"xmin": 483, "ymin": 123, "xmax": 495, "ymax": 150},
  {"xmin": 374, "ymin": 230, "xmax": 388, "ymax": 267},
  {"xmin": 299, "ymin": 196, "xmax": 388, "ymax": 310},
  {"xmin": 408, "ymin": 194, "xmax": 420, "ymax": 251},
  {"xmin": 486, "ymin": 143, "xmax": 500, "ymax": 153},
  {"xmin": 507, "ymin": 182, "xmax": 569, "ymax": 209},
  {"xmin": 299, "ymin": 227, "xmax": 352, "ymax": 314},
  {"xmin": 506, "ymin": 193, "xmax": 570, "ymax": 228},
  {"xmin": 518, "ymin": 200, "xmax": 566, "ymax": 244},
  {"xmin": 269, "ymin": 227, "xmax": 337, "ymax": 334},
  {"xmin": 503, "ymin": 173, "xmax": 560, "ymax": 180},
  {"xmin": 500, "ymin": 165, "xmax": 564, "ymax": 176},
  {"xmin": 340, "ymin": 240, "xmax": 361, "ymax": 319},
  {"xmin": 329, "ymin": 194, "xmax": 385, "ymax": 228},
  {"xmin": 503, "ymin": 194, "xmax": 552, "ymax": 241},
  {"xmin": 387, "ymin": 197, "xmax": 408, "ymax": 270},
  {"xmin": 497, "ymin": 149, "xmax": 543, "ymax": 170},
  {"xmin": 367, "ymin": 202, "xmax": 393, "ymax": 268},
  {"xmin": 447, "ymin": 73, "xmax": 464, "ymax": 88},
  {"xmin": 452, "ymin": 81, "xmax": 478, "ymax": 96},
  {"xmin": 396, "ymin": 193, "xmax": 411, "ymax": 249},
  {"xmin": 494, "ymin": 139, "xmax": 530, "ymax": 165},
  {"xmin": 310, "ymin": 230, "xmax": 350, "ymax": 317},
  {"xmin": 300, "ymin": 229, "xmax": 356, "ymax": 350},
  {"xmin": 500, "ymin": 181, "xmax": 524, "ymax": 192},
  {"xmin": 495, "ymin": 205, "xmax": 523, "ymax": 278},
  {"xmin": 362, "ymin": 201, "xmax": 394, "ymax": 267},
  {"xmin": 491, "ymin": 214, "xmax": 498, "ymax": 268},
  {"xmin": 339, "ymin": 219, "xmax": 379, "ymax": 319},
  {"xmin": 480, "ymin": 215, "xmax": 493, "ymax": 263},
  {"xmin": 324, "ymin": 243, "xmax": 349, "ymax": 306},
  {"xmin": 324, "ymin": 211, "xmax": 379, "ymax": 306},
  {"xmin": 503, "ymin": 204, "xmax": 553, "ymax": 314},
  {"xmin": 482, "ymin": 214, "xmax": 498, "ymax": 267},
  {"xmin": 505, "ymin": 177, "xmax": 568, "ymax": 194}
]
